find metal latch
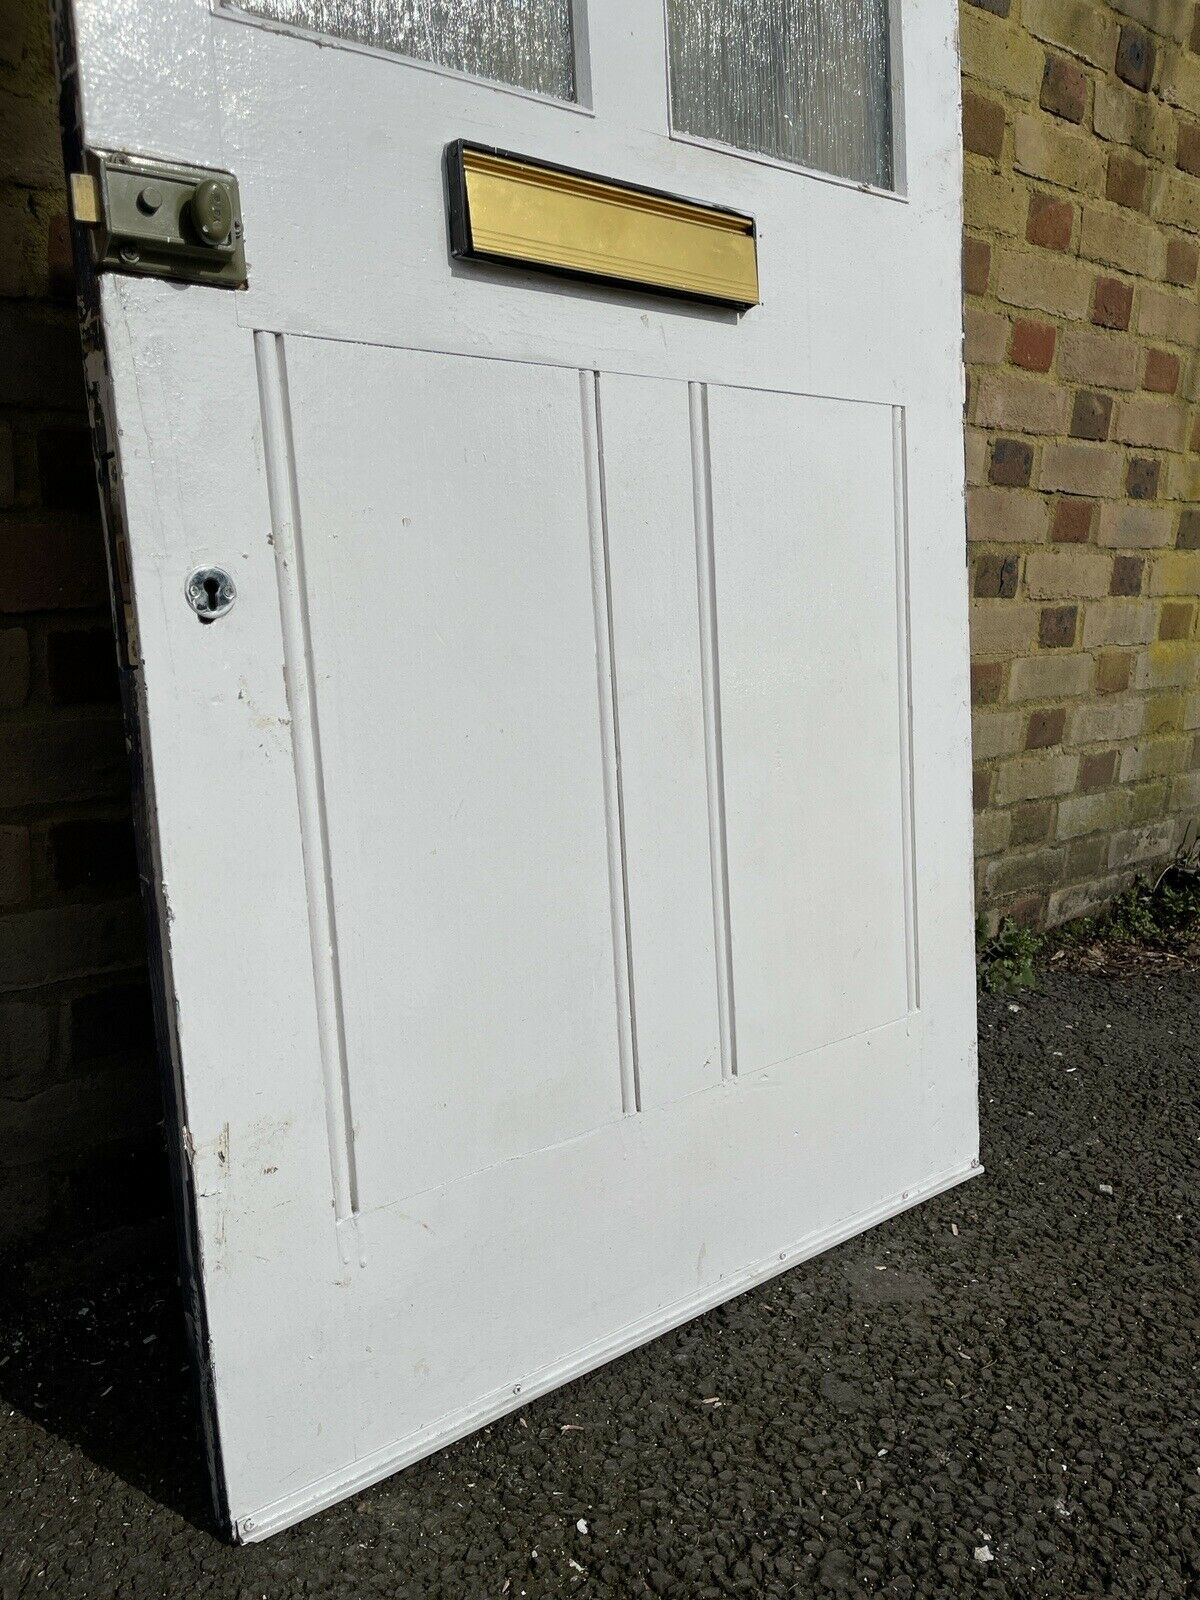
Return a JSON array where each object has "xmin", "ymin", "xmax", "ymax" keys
[{"xmin": 71, "ymin": 152, "xmax": 246, "ymax": 290}]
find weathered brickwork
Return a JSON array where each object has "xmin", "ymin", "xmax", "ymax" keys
[
  {"xmin": 964, "ymin": 0, "xmax": 1200, "ymax": 929},
  {"xmin": 0, "ymin": 0, "xmax": 161, "ymax": 1263}
]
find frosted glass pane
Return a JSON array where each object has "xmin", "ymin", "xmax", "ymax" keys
[
  {"xmin": 234, "ymin": 0, "xmax": 577, "ymax": 101},
  {"xmin": 667, "ymin": 0, "xmax": 893, "ymax": 188}
]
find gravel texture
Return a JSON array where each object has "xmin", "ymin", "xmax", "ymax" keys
[{"xmin": 1, "ymin": 965, "xmax": 1197, "ymax": 1598}]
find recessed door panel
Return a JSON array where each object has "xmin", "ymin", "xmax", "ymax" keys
[
  {"xmin": 597, "ymin": 374, "xmax": 723, "ymax": 1108},
  {"xmin": 705, "ymin": 386, "xmax": 913, "ymax": 1073},
  {"xmin": 284, "ymin": 339, "xmax": 626, "ymax": 1206}
]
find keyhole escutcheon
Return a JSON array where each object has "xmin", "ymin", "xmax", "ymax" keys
[{"xmin": 186, "ymin": 566, "xmax": 237, "ymax": 622}]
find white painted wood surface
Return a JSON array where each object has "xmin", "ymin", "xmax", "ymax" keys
[{"xmin": 65, "ymin": 0, "xmax": 978, "ymax": 1537}]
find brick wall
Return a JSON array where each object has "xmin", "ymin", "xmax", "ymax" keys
[
  {"xmin": 964, "ymin": 0, "xmax": 1200, "ymax": 928},
  {"xmin": 0, "ymin": 0, "xmax": 162, "ymax": 1266}
]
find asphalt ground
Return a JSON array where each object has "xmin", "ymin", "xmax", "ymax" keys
[{"xmin": 1, "ymin": 960, "xmax": 1197, "ymax": 1598}]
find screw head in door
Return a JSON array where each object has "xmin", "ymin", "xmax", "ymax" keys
[
  {"xmin": 189, "ymin": 179, "xmax": 233, "ymax": 246},
  {"xmin": 186, "ymin": 566, "xmax": 237, "ymax": 621}
]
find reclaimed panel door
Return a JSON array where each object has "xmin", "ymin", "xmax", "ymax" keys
[{"xmin": 56, "ymin": 0, "xmax": 978, "ymax": 1538}]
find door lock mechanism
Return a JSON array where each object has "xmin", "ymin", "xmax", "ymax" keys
[{"xmin": 72, "ymin": 153, "xmax": 246, "ymax": 289}]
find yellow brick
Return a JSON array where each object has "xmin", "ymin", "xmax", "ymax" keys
[
  {"xmin": 1013, "ymin": 113, "xmax": 1105, "ymax": 193},
  {"xmin": 966, "ymin": 487, "xmax": 1050, "ymax": 544},
  {"xmin": 1055, "ymin": 788, "xmax": 1133, "ymax": 840},
  {"xmin": 1149, "ymin": 551, "xmax": 1200, "ymax": 596},
  {"xmin": 1041, "ymin": 441, "xmax": 1124, "ymax": 498},
  {"xmin": 1079, "ymin": 206, "xmax": 1164, "ymax": 278},
  {"xmin": 972, "ymin": 710, "xmax": 1025, "ymax": 760},
  {"xmin": 994, "ymin": 248, "xmax": 1092, "ymax": 319},
  {"xmin": 1111, "ymin": 0, "xmax": 1190, "ymax": 41},
  {"xmin": 1111, "ymin": 396, "xmax": 1187, "ymax": 451},
  {"xmin": 1024, "ymin": 0, "xmax": 1117, "ymax": 69},
  {"xmin": 964, "ymin": 306, "xmax": 1010, "ymax": 366},
  {"xmin": 974, "ymin": 373, "xmax": 1069, "ymax": 435},
  {"xmin": 1136, "ymin": 287, "xmax": 1200, "ymax": 347},
  {"xmin": 1152, "ymin": 172, "xmax": 1200, "ymax": 235},
  {"xmin": 1119, "ymin": 737, "xmax": 1191, "ymax": 782},
  {"xmin": 1096, "ymin": 504, "xmax": 1174, "ymax": 549},
  {"xmin": 1161, "ymin": 48, "xmax": 1200, "ymax": 118},
  {"xmin": 1081, "ymin": 600, "xmax": 1159, "ymax": 647},
  {"xmin": 1108, "ymin": 818, "xmax": 1178, "ymax": 870},
  {"xmin": 964, "ymin": 166, "xmax": 1029, "ymax": 237},
  {"xmin": 960, "ymin": 9, "xmax": 1045, "ymax": 100},
  {"xmin": 1093, "ymin": 80, "xmax": 1175, "ymax": 161},
  {"xmin": 971, "ymin": 600, "xmax": 1040, "ymax": 656},
  {"xmin": 994, "ymin": 751, "xmax": 1080, "ymax": 805},
  {"xmin": 1025, "ymin": 550, "xmax": 1111, "ymax": 600},
  {"xmin": 1056, "ymin": 328, "xmax": 1140, "ymax": 391}
]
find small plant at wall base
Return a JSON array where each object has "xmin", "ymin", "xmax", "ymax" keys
[
  {"xmin": 979, "ymin": 839, "xmax": 1200, "ymax": 990},
  {"xmin": 979, "ymin": 917, "xmax": 1045, "ymax": 992}
]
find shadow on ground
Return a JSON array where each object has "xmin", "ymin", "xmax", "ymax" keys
[{"xmin": 1, "ymin": 964, "xmax": 1197, "ymax": 1598}]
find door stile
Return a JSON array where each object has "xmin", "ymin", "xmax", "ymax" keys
[
  {"xmin": 579, "ymin": 370, "xmax": 641, "ymax": 1114},
  {"xmin": 891, "ymin": 405, "xmax": 921, "ymax": 1014},
  {"xmin": 687, "ymin": 382, "xmax": 738, "ymax": 1080},
  {"xmin": 256, "ymin": 331, "xmax": 362, "ymax": 1255}
]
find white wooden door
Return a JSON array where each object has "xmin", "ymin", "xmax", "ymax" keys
[{"xmin": 57, "ymin": 0, "xmax": 978, "ymax": 1538}]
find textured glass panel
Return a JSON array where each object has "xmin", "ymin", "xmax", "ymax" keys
[
  {"xmin": 234, "ymin": 0, "xmax": 577, "ymax": 101},
  {"xmin": 667, "ymin": 0, "xmax": 893, "ymax": 188}
]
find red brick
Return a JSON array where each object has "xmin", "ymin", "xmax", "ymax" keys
[
  {"xmin": 1126, "ymin": 456, "xmax": 1161, "ymax": 500},
  {"xmin": 0, "ymin": 515, "xmax": 107, "ymax": 613},
  {"xmin": 972, "ymin": 661, "xmax": 1006, "ymax": 706},
  {"xmin": 0, "ymin": 626, "xmax": 30, "ymax": 707},
  {"xmin": 36, "ymin": 428, "xmax": 97, "ymax": 515},
  {"xmin": 50, "ymin": 817, "xmax": 138, "ymax": 895},
  {"xmin": 1178, "ymin": 509, "xmax": 1200, "ymax": 549},
  {"xmin": 1160, "ymin": 601, "xmax": 1195, "ymax": 640},
  {"xmin": 1178, "ymin": 122, "xmax": 1200, "ymax": 178},
  {"xmin": 974, "ymin": 553, "xmax": 1021, "ymax": 598},
  {"xmin": 1040, "ymin": 56, "xmax": 1087, "ymax": 123},
  {"xmin": 990, "ymin": 439, "xmax": 1034, "ymax": 486},
  {"xmin": 1010, "ymin": 802, "xmax": 1053, "ymax": 846},
  {"xmin": 1143, "ymin": 349, "xmax": 1180, "ymax": 394},
  {"xmin": 0, "ymin": 826, "xmax": 32, "ymax": 908},
  {"xmin": 1051, "ymin": 499, "xmax": 1096, "ymax": 544},
  {"xmin": 1026, "ymin": 707, "xmax": 1067, "ymax": 749},
  {"xmin": 1115, "ymin": 26, "xmax": 1154, "ymax": 92},
  {"xmin": 1092, "ymin": 277, "xmax": 1134, "ymax": 331},
  {"xmin": 1010, "ymin": 320, "xmax": 1056, "ymax": 372},
  {"xmin": 964, "ymin": 236, "xmax": 991, "ymax": 297},
  {"xmin": 47, "ymin": 629, "xmax": 121, "ymax": 706},
  {"xmin": 1039, "ymin": 606, "xmax": 1078, "ymax": 648},
  {"xmin": 1096, "ymin": 651, "xmax": 1134, "ymax": 694},
  {"xmin": 1109, "ymin": 555, "xmax": 1145, "ymax": 596},
  {"xmin": 1106, "ymin": 154, "xmax": 1148, "ymax": 211},
  {"xmin": 1070, "ymin": 391, "xmax": 1113, "ymax": 441},
  {"xmin": 963, "ymin": 92, "xmax": 1007, "ymax": 159},
  {"xmin": 1079, "ymin": 750, "xmax": 1118, "ymax": 791},
  {"xmin": 974, "ymin": 767, "xmax": 993, "ymax": 812},
  {"xmin": 1026, "ymin": 192, "xmax": 1074, "ymax": 252},
  {"xmin": 1165, "ymin": 237, "xmax": 1198, "ymax": 286}
]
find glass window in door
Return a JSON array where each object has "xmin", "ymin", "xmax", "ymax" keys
[
  {"xmin": 666, "ymin": 0, "xmax": 894, "ymax": 189},
  {"xmin": 232, "ymin": 0, "xmax": 579, "ymax": 102}
]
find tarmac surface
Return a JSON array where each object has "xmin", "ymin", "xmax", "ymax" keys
[{"xmin": 1, "ymin": 962, "xmax": 1197, "ymax": 1598}]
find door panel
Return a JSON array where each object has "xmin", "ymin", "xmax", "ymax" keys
[
  {"xmin": 597, "ymin": 374, "xmax": 723, "ymax": 1108},
  {"xmin": 706, "ymin": 386, "xmax": 913, "ymax": 1071},
  {"xmin": 285, "ymin": 340, "xmax": 627, "ymax": 1204}
]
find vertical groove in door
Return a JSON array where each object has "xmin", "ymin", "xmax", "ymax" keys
[
  {"xmin": 579, "ymin": 370, "xmax": 641, "ymax": 1115},
  {"xmin": 688, "ymin": 383, "xmax": 738, "ymax": 1080},
  {"xmin": 892, "ymin": 407, "xmax": 921, "ymax": 1012},
  {"xmin": 255, "ymin": 331, "xmax": 362, "ymax": 1230}
]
